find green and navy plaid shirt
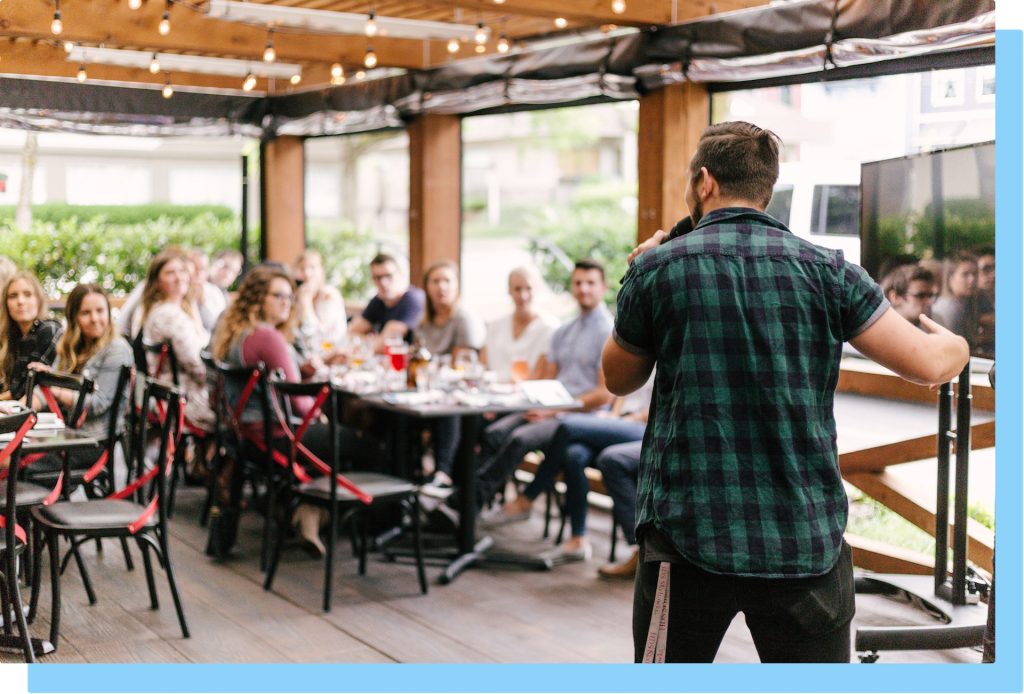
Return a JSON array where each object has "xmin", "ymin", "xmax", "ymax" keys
[{"xmin": 615, "ymin": 207, "xmax": 888, "ymax": 578}]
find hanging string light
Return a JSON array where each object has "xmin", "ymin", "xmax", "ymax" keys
[
  {"xmin": 354, "ymin": 69, "xmax": 366, "ymax": 80},
  {"xmin": 242, "ymin": 72, "xmax": 256, "ymax": 91},
  {"xmin": 76, "ymin": 64, "xmax": 87, "ymax": 82},
  {"xmin": 364, "ymin": 11, "xmax": 377, "ymax": 38},
  {"xmin": 611, "ymin": 0, "xmax": 626, "ymax": 14},
  {"xmin": 447, "ymin": 38, "xmax": 460, "ymax": 54},
  {"xmin": 159, "ymin": 1, "xmax": 171, "ymax": 35},
  {"xmin": 496, "ymin": 33, "xmax": 510, "ymax": 54},
  {"xmin": 149, "ymin": 52, "xmax": 161, "ymax": 74},
  {"xmin": 51, "ymin": 1, "xmax": 63, "ymax": 35},
  {"xmin": 493, "ymin": 0, "xmax": 506, "ymax": 4},
  {"xmin": 63, "ymin": 41, "xmax": 75, "ymax": 53},
  {"xmin": 263, "ymin": 28, "xmax": 276, "ymax": 62},
  {"xmin": 330, "ymin": 63, "xmax": 345, "ymax": 85},
  {"xmin": 474, "ymin": 22, "xmax": 487, "ymax": 45},
  {"xmin": 289, "ymin": 72, "xmax": 301, "ymax": 85},
  {"xmin": 553, "ymin": 17, "xmax": 568, "ymax": 29},
  {"xmin": 162, "ymin": 77, "xmax": 174, "ymax": 99},
  {"xmin": 363, "ymin": 44, "xmax": 378, "ymax": 69},
  {"xmin": 474, "ymin": 44, "xmax": 485, "ymax": 54},
  {"xmin": 129, "ymin": 0, "xmax": 143, "ymax": 9}
]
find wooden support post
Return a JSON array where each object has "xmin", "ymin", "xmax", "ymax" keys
[
  {"xmin": 260, "ymin": 136, "xmax": 306, "ymax": 264},
  {"xmin": 636, "ymin": 82, "xmax": 709, "ymax": 244},
  {"xmin": 408, "ymin": 114, "xmax": 462, "ymax": 286}
]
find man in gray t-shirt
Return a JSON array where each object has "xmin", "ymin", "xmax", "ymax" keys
[{"xmin": 470, "ymin": 260, "xmax": 614, "ymax": 511}]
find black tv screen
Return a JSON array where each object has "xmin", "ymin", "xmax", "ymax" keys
[{"xmin": 860, "ymin": 142, "xmax": 995, "ymax": 358}]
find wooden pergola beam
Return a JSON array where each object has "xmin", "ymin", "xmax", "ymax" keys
[
  {"xmin": 407, "ymin": 114, "xmax": 462, "ymax": 286},
  {"xmin": 261, "ymin": 136, "xmax": 307, "ymax": 265},
  {"xmin": 411, "ymin": 0, "xmax": 768, "ymax": 27}
]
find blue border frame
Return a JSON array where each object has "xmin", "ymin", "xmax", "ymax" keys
[{"xmin": 26, "ymin": 29, "xmax": 1024, "ymax": 694}]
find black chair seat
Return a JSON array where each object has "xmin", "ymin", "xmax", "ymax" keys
[
  {"xmin": 33, "ymin": 499, "xmax": 157, "ymax": 533},
  {"xmin": 0, "ymin": 481, "xmax": 52, "ymax": 509},
  {"xmin": 298, "ymin": 472, "xmax": 416, "ymax": 503}
]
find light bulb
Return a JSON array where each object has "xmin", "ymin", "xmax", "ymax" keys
[
  {"xmin": 475, "ymin": 44, "xmax": 485, "ymax": 54},
  {"xmin": 290, "ymin": 73, "xmax": 301, "ymax": 85},
  {"xmin": 493, "ymin": 0, "xmax": 506, "ymax": 4},
  {"xmin": 159, "ymin": 12, "xmax": 170, "ymax": 35},
  {"xmin": 497, "ymin": 35, "xmax": 510, "ymax": 53},
  {"xmin": 63, "ymin": 41, "xmax": 74, "ymax": 53},
  {"xmin": 330, "ymin": 63, "xmax": 343, "ymax": 79},
  {"xmin": 554, "ymin": 17, "xmax": 568, "ymax": 29},
  {"xmin": 162, "ymin": 82, "xmax": 173, "ymax": 98},
  {"xmin": 364, "ymin": 12, "xmax": 377, "ymax": 37},
  {"xmin": 242, "ymin": 73, "xmax": 256, "ymax": 91},
  {"xmin": 76, "ymin": 64, "xmax": 87, "ymax": 82},
  {"xmin": 129, "ymin": 0, "xmax": 143, "ymax": 9},
  {"xmin": 51, "ymin": 12, "xmax": 63, "ymax": 35},
  {"xmin": 330, "ymin": 73, "xmax": 346, "ymax": 86},
  {"xmin": 363, "ymin": 47, "xmax": 377, "ymax": 69},
  {"xmin": 612, "ymin": 0, "xmax": 626, "ymax": 14},
  {"xmin": 447, "ymin": 38, "xmax": 460, "ymax": 54},
  {"xmin": 355, "ymin": 70, "xmax": 366, "ymax": 80},
  {"xmin": 263, "ymin": 43, "xmax": 276, "ymax": 62},
  {"xmin": 149, "ymin": 53, "xmax": 160, "ymax": 74},
  {"xmin": 474, "ymin": 23, "xmax": 487, "ymax": 45}
]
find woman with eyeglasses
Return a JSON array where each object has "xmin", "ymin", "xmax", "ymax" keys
[
  {"xmin": 0, "ymin": 271, "xmax": 63, "ymax": 403},
  {"xmin": 211, "ymin": 266, "xmax": 345, "ymax": 557}
]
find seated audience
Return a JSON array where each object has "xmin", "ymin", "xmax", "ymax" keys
[
  {"xmin": 931, "ymin": 252, "xmax": 979, "ymax": 347},
  {"xmin": 25, "ymin": 284, "xmax": 133, "ymax": 476},
  {"xmin": 292, "ymin": 249, "xmax": 347, "ymax": 356},
  {"xmin": 188, "ymin": 249, "xmax": 228, "ymax": 333},
  {"xmin": 348, "ymin": 254, "xmax": 424, "ymax": 347},
  {"xmin": 416, "ymin": 260, "xmax": 485, "ymax": 487},
  {"xmin": 138, "ymin": 247, "xmax": 215, "ymax": 432},
  {"xmin": 880, "ymin": 264, "xmax": 936, "ymax": 328},
  {"xmin": 975, "ymin": 246, "xmax": 995, "ymax": 359},
  {"xmin": 0, "ymin": 271, "xmax": 63, "ymax": 401},
  {"xmin": 464, "ymin": 259, "xmax": 614, "ymax": 511},
  {"xmin": 211, "ymin": 265, "xmax": 347, "ymax": 557},
  {"xmin": 209, "ymin": 249, "xmax": 245, "ymax": 299},
  {"xmin": 496, "ymin": 376, "xmax": 652, "ymax": 567},
  {"xmin": 481, "ymin": 266, "xmax": 558, "ymax": 382}
]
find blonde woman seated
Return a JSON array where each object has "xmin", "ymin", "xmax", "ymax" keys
[
  {"xmin": 292, "ymin": 249, "xmax": 347, "ymax": 357},
  {"xmin": 0, "ymin": 271, "xmax": 63, "ymax": 403},
  {"xmin": 211, "ymin": 265, "xmax": 351, "ymax": 557},
  {"xmin": 481, "ymin": 266, "xmax": 558, "ymax": 382},
  {"xmin": 136, "ymin": 247, "xmax": 215, "ymax": 432},
  {"xmin": 25, "ymin": 284, "xmax": 133, "ymax": 478}
]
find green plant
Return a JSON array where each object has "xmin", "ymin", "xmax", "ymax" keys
[{"xmin": 0, "ymin": 203, "xmax": 234, "ymax": 226}]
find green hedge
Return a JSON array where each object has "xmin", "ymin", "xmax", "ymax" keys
[
  {"xmin": 0, "ymin": 213, "xmax": 242, "ymax": 297},
  {"xmin": 0, "ymin": 203, "xmax": 235, "ymax": 226}
]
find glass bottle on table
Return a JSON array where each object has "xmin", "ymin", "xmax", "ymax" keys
[{"xmin": 407, "ymin": 339, "xmax": 432, "ymax": 390}]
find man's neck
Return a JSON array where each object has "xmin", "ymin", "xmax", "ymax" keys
[
  {"xmin": 700, "ymin": 197, "xmax": 765, "ymax": 220},
  {"xmin": 381, "ymin": 288, "xmax": 407, "ymax": 308}
]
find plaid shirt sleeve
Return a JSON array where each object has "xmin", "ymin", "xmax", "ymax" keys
[
  {"xmin": 839, "ymin": 256, "xmax": 889, "ymax": 340},
  {"xmin": 613, "ymin": 266, "xmax": 655, "ymax": 356}
]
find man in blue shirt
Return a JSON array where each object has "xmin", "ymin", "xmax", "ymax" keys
[{"xmin": 349, "ymin": 253, "xmax": 425, "ymax": 345}]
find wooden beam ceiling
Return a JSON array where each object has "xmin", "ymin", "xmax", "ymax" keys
[{"xmin": 0, "ymin": 1, "xmax": 770, "ymax": 94}]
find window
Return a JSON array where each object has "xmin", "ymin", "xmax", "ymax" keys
[
  {"xmin": 766, "ymin": 185, "xmax": 794, "ymax": 226},
  {"xmin": 810, "ymin": 185, "xmax": 859, "ymax": 236}
]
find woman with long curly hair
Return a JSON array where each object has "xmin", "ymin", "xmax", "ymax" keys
[
  {"xmin": 137, "ymin": 246, "xmax": 215, "ymax": 432},
  {"xmin": 0, "ymin": 271, "xmax": 62, "ymax": 402},
  {"xmin": 212, "ymin": 265, "xmax": 347, "ymax": 557}
]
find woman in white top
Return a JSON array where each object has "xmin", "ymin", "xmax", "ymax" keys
[
  {"xmin": 481, "ymin": 266, "xmax": 558, "ymax": 382},
  {"xmin": 293, "ymin": 249, "xmax": 347, "ymax": 356},
  {"xmin": 139, "ymin": 247, "xmax": 215, "ymax": 431}
]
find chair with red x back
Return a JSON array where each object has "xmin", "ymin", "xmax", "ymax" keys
[
  {"xmin": 29, "ymin": 378, "xmax": 190, "ymax": 650},
  {"xmin": 0, "ymin": 410, "xmax": 40, "ymax": 662},
  {"xmin": 263, "ymin": 377, "xmax": 428, "ymax": 612}
]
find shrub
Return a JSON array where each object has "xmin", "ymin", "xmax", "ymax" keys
[{"xmin": 0, "ymin": 203, "xmax": 234, "ymax": 226}]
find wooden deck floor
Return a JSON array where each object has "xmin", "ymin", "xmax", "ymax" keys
[{"xmin": 2, "ymin": 486, "xmax": 983, "ymax": 665}]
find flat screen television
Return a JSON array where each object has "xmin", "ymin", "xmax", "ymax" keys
[{"xmin": 860, "ymin": 142, "xmax": 995, "ymax": 358}]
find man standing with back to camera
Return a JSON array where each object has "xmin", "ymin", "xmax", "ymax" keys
[{"xmin": 603, "ymin": 121, "xmax": 970, "ymax": 662}]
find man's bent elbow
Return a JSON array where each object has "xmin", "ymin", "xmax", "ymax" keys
[{"xmin": 917, "ymin": 337, "xmax": 971, "ymax": 385}]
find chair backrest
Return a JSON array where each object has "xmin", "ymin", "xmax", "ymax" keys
[
  {"xmin": 105, "ymin": 364, "xmax": 135, "ymax": 444},
  {"xmin": 1, "ymin": 410, "xmax": 37, "ymax": 546},
  {"xmin": 24, "ymin": 367, "xmax": 96, "ymax": 429},
  {"xmin": 209, "ymin": 357, "xmax": 272, "ymax": 450},
  {"xmin": 132, "ymin": 333, "xmax": 179, "ymax": 385}
]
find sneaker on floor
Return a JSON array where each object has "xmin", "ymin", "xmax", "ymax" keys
[
  {"xmin": 420, "ymin": 471, "xmax": 455, "ymax": 499},
  {"xmin": 540, "ymin": 542, "xmax": 593, "ymax": 565},
  {"xmin": 478, "ymin": 504, "xmax": 531, "ymax": 528},
  {"xmin": 598, "ymin": 547, "xmax": 639, "ymax": 579}
]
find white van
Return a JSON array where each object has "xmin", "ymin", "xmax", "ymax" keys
[{"xmin": 766, "ymin": 161, "xmax": 862, "ymax": 265}]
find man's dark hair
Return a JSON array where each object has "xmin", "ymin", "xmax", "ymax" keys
[
  {"xmin": 881, "ymin": 264, "xmax": 936, "ymax": 298},
  {"xmin": 690, "ymin": 121, "xmax": 781, "ymax": 208},
  {"xmin": 573, "ymin": 258, "xmax": 606, "ymax": 283},
  {"xmin": 370, "ymin": 253, "xmax": 398, "ymax": 267}
]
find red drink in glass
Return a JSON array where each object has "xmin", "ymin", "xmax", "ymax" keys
[{"xmin": 388, "ymin": 346, "xmax": 409, "ymax": 372}]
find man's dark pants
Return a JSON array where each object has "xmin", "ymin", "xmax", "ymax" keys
[{"xmin": 633, "ymin": 541, "xmax": 855, "ymax": 662}]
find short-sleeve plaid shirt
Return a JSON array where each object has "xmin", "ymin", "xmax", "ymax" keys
[{"xmin": 615, "ymin": 207, "xmax": 888, "ymax": 578}]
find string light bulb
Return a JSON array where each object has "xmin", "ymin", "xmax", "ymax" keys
[
  {"xmin": 242, "ymin": 72, "xmax": 256, "ymax": 91},
  {"xmin": 51, "ymin": 3, "xmax": 63, "ymax": 35},
  {"xmin": 447, "ymin": 38, "xmax": 460, "ymax": 54},
  {"xmin": 330, "ymin": 62, "xmax": 343, "ymax": 79},
  {"xmin": 496, "ymin": 34, "xmax": 510, "ymax": 53},
  {"xmin": 263, "ymin": 31, "xmax": 276, "ymax": 62},
  {"xmin": 611, "ymin": 0, "xmax": 626, "ymax": 14},
  {"xmin": 129, "ymin": 0, "xmax": 143, "ymax": 9},
  {"xmin": 364, "ymin": 11, "xmax": 377, "ymax": 37},
  {"xmin": 290, "ymin": 73, "xmax": 301, "ymax": 85},
  {"xmin": 474, "ymin": 22, "xmax": 487, "ymax": 45},
  {"xmin": 162, "ymin": 79, "xmax": 174, "ymax": 99},
  {"xmin": 76, "ymin": 64, "xmax": 87, "ymax": 82},
  {"xmin": 493, "ymin": 0, "xmax": 506, "ymax": 4},
  {"xmin": 158, "ymin": 4, "xmax": 171, "ymax": 35},
  {"xmin": 149, "ymin": 52, "xmax": 160, "ymax": 74},
  {"xmin": 475, "ymin": 44, "xmax": 485, "ymax": 54},
  {"xmin": 363, "ymin": 45, "xmax": 377, "ymax": 69},
  {"xmin": 355, "ymin": 70, "xmax": 366, "ymax": 80},
  {"xmin": 63, "ymin": 41, "xmax": 75, "ymax": 53},
  {"xmin": 554, "ymin": 17, "xmax": 568, "ymax": 29}
]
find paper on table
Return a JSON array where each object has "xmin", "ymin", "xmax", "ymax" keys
[
  {"xmin": 518, "ymin": 380, "xmax": 576, "ymax": 407},
  {"xmin": 33, "ymin": 413, "xmax": 65, "ymax": 430}
]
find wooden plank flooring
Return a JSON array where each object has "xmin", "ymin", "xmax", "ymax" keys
[{"xmin": 2, "ymin": 485, "xmax": 983, "ymax": 665}]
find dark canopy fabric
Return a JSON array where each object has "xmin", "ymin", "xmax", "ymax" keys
[{"xmin": 0, "ymin": 0, "xmax": 995, "ymax": 137}]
